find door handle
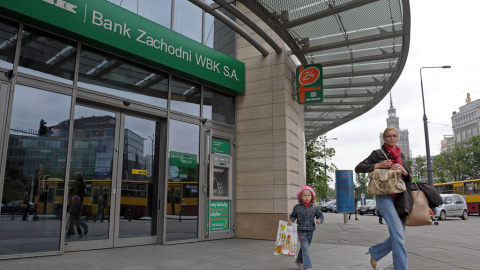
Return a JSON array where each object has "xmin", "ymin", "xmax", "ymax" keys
[{"xmin": 203, "ymin": 184, "xmax": 208, "ymax": 194}]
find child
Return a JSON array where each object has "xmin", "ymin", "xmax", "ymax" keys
[
  {"xmin": 288, "ymin": 186, "xmax": 324, "ymax": 270},
  {"xmin": 66, "ymin": 195, "xmax": 83, "ymax": 238}
]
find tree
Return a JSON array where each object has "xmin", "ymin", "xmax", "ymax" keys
[
  {"xmin": 464, "ymin": 136, "xmax": 480, "ymax": 179},
  {"xmin": 305, "ymin": 136, "xmax": 336, "ymax": 202},
  {"xmin": 432, "ymin": 136, "xmax": 480, "ymax": 182},
  {"xmin": 412, "ymin": 156, "xmax": 426, "ymax": 181},
  {"xmin": 355, "ymin": 173, "xmax": 374, "ymax": 200}
]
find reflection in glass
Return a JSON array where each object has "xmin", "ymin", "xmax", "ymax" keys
[
  {"xmin": 0, "ymin": 85, "xmax": 71, "ymax": 255},
  {"xmin": 174, "ymin": 0, "xmax": 202, "ymax": 42},
  {"xmin": 17, "ymin": 26, "xmax": 76, "ymax": 84},
  {"xmin": 66, "ymin": 105, "xmax": 116, "ymax": 242},
  {"xmin": 166, "ymin": 120, "xmax": 199, "ymax": 241},
  {"xmin": 78, "ymin": 46, "xmax": 168, "ymax": 108},
  {"xmin": 108, "ymin": 0, "xmax": 172, "ymax": 29},
  {"xmin": 170, "ymin": 76, "xmax": 200, "ymax": 116},
  {"xmin": 204, "ymin": 1, "xmax": 236, "ymax": 57},
  {"xmin": 119, "ymin": 115, "xmax": 158, "ymax": 238},
  {"xmin": 0, "ymin": 17, "xmax": 18, "ymax": 70},
  {"xmin": 203, "ymin": 87, "xmax": 235, "ymax": 125}
]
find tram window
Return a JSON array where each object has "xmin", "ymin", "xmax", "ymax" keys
[
  {"xmin": 465, "ymin": 183, "xmax": 474, "ymax": 195},
  {"xmin": 174, "ymin": 189, "xmax": 181, "ymax": 204},
  {"xmin": 474, "ymin": 182, "xmax": 480, "ymax": 195}
]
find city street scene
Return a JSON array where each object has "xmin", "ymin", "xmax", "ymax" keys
[{"xmin": 0, "ymin": 0, "xmax": 479, "ymax": 269}]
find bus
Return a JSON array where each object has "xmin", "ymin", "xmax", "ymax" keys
[
  {"xmin": 167, "ymin": 182, "xmax": 199, "ymax": 216},
  {"xmin": 34, "ymin": 178, "xmax": 151, "ymax": 220},
  {"xmin": 434, "ymin": 179, "xmax": 480, "ymax": 215}
]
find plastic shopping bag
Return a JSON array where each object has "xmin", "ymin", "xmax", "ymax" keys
[{"xmin": 273, "ymin": 220, "xmax": 297, "ymax": 256}]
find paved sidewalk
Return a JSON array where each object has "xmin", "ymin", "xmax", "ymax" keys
[{"xmin": 3, "ymin": 212, "xmax": 479, "ymax": 269}]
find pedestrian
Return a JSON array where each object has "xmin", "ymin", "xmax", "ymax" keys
[
  {"xmin": 72, "ymin": 172, "xmax": 89, "ymax": 235},
  {"xmin": 377, "ymin": 208, "xmax": 384, "ymax": 224},
  {"xmin": 22, "ymin": 196, "xmax": 30, "ymax": 221},
  {"xmin": 288, "ymin": 186, "xmax": 324, "ymax": 270},
  {"xmin": 66, "ymin": 195, "xmax": 83, "ymax": 238},
  {"xmin": 355, "ymin": 127, "xmax": 412, "ymax": 270},
  {"xmin": 95, "ymin": 194, "xmax": 105, "ymax": 222},
  {"xmin": 349, "ymin": 190, "xmax": 359, "ymax": 220}
]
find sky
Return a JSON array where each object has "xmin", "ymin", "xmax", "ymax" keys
[{"xmin": 325, "ymin": 0, "xmax": 480, "ymax": 186}]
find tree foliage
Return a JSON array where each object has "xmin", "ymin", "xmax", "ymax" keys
[
  {"xmin": 432, "ymin": 136, "xmax": 480, "ymax": 182},
  {"xmin": 412, "ymin": 155, "xmax": 426, "ymax": 180},
  {"xmin": 305, "ymin": 136, "xmax": 336, "ymax": 201}
]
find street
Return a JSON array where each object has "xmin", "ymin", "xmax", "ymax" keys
[{"xmin": 316, "ymin": 211, "xmax": 480, "ymax": 269}]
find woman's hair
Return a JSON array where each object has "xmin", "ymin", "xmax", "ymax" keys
[
  {"xmin": 297, "ymin": 189, "xmax": 316, "ymax": 203},
  {"xmin": 382, "ymin": 127, "xmax": 399, "ymax": 138}
]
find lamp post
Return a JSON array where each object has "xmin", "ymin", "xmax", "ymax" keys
[{"xmin": 420, "ymin": 65, "xmax": 451, "ymax": 186}]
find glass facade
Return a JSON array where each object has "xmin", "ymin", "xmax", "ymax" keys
[
  {"xmin": 0, "ymin": 84, "xmax": 71, "ymax": 255},
  {"xmin": 0, "ymin": 0, "xmax": 237, "ymax": 256}
]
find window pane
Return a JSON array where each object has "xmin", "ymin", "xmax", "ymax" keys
[
  {"xmin": 204, "ymin": 1, "xmax": 236, "ymax": 58},
  {"xmin": 166, "ymin": 120, "xmax": 199, "ymax": 241},
  {"xmin": 171, "ymin": 76, "xmax": 200, "ymax": 116},
  {"xmin": 78, "ymin": 46, "xmax": 168, "ymax": 108},
  {"xmin": 139, "ymin": 0, "xmax": 172, "ymax": 28},
  {"xmin": 203, "ymin": 87, "xmax": 235, "ymax": 125},
  {"xmin": 108, "ymin": 0, "xmax": 172, "ymax": 29},
  {"xmin": 0, "ymin": 85, "xmax": 71, "ymax": 255},
  {"xmin": 18, "ymin": 26, "xmax": 76, "ymax": 84},
  {"xmin": 174, "ymin": 0, "xmax": 202, "ymax": 42},
  {"xmin": 0, "ymin": 17, "xmax": 18, "ymax": 70}
]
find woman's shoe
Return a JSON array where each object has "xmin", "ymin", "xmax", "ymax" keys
[
  {"xmin": 294, "ymin": 261, "xmax": 303, "ymax": 270},
  {"xmin": 366, "ymin": 251, "xmax": 378, "ymax": 270}
]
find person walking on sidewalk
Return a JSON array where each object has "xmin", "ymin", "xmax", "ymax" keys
[
  {"xmin": 72, "ymin": 172, "xmax": 89, "ymax": 235},
  {"xmin": 288, "ymin": 186, "xmax": 324, "ymax": 270},
  {"xmin": 349, "ymin": 191, "xmax": 359, "ymax": 220},
  {"xmin": 355, "ymin": 127, "xmax": 412, "ymax": 270}
]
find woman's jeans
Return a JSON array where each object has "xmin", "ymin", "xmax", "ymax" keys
[
  {"xmin": 296, "ymin": 230, "xmax": 314, "ymax": 269},
  {"xmin": 369, "ymin": 195, "xmax": 407, "ymax": 270}
]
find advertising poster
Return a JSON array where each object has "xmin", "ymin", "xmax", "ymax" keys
[
  {"xmin": 207, "ymin": 201, "xmax": 229, "ymax": 231},
  {"xmin": 335, "ymin": 170, "xmax": 354, "ymax": 213}
]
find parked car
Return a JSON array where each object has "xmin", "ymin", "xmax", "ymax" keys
[
  {"xmin": 358, "ymin": 200, "xmax": 377, "ymax": 215},
  {"xmin": 327, "ymin": 201, "xmax": 337, "ymax": 212},
  {"xmin": 0, "ymin": 200, "xmax": 35, "ymax": 215},
  {"xmin": 321, "ymin": 201, "xmax": 335, "ymax": 212},
  {"xmin": 435, "ymin": 194, "xmax": 468, "ymax": 221}
]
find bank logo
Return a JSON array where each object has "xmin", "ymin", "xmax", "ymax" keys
[
  {"xmin": 299, "ymin": 67, "xmax": 320, "ymax": 85},
  {"xmin": 42, "ymin": 0, "xmax": 77, "ymax": 14}
]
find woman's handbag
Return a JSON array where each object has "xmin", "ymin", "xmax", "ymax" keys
[
  {"xmin": 367, "ymin": 149, "xmax": 407, "ymax": 195},
  {"xmin": 21, "ymin": 203, "xmax": 28, "ymax": 209},
  {"xmin": 273, "ymin": 220, "xmax": 297, "ymax": 256},
  {"xmin": 405, "ymin": 182, "xmax": 433, "ymax": 226}
]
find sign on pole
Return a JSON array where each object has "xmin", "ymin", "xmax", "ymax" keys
[
  {"xmin": 335, "ymin": 170, "xmax": 354, "ymax": 213},
  {"xmin": 296, "ymin": 64, "xmax": 323, "ymax": 104}
]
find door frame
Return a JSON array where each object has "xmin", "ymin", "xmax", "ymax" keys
[
  {"xmin": 64, "ymin": 102, "xmax": 167, "ymax": 251},
  {"xmin": 200, "ymin": 124, "xmax": 235, "ymax": 240}
]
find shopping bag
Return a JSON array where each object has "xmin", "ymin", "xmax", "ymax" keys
[
  {"xmin": 405, "ymin": 183, "xmax": 432, "ymax": 226},
  {"xmin": 273, "ymin": 220, "xmax": 297, "ymax": 256}
]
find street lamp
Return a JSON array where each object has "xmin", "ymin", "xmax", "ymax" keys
[{"xmin": 420, "ymin": 65, "xmax": 451, "ymax": 186}]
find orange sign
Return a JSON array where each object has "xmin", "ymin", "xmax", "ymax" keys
[{"xmin": 299, "ymin": 67, "xmax": 320, "ymax": 85}]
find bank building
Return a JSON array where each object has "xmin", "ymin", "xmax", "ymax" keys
[{"xmin": 0, "ymin": 0, "xmax": 410, "ymax": 258}]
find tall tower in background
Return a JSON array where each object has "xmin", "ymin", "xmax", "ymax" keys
[{"xmin": 380, "ymin": 93, "xmax": 411, "ymax": 157}]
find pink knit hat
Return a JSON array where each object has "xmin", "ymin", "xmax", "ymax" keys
[{"xmin": 297, "ymin": 186, "xmax": 316, "ymax": 200}]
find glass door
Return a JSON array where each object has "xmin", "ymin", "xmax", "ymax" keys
[{"xmin": 64, "ymin": 105, "xmax": 160, "ymax": 251}]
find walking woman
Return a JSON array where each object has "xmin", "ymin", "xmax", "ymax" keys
[{"xmin": 355, "ymin": 127, "xmax": 412, "ymax": 270}]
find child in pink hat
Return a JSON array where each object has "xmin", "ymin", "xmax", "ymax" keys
[{"xmin": 288, "ymin": 185, "xmax": 324, "ymax": 270}]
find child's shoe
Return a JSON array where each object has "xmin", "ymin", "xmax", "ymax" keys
[{"xmin": 294, "ymin": 261, "xmax": 303, "ymax": 269}]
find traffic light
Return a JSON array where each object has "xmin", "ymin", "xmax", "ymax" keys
[{"xmin": 39, "ymin": 119, "xmax": 47, "ymax": 136}]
